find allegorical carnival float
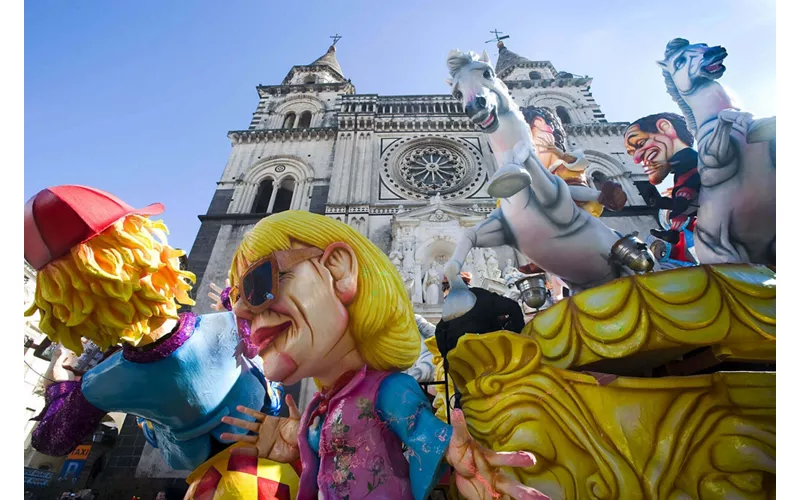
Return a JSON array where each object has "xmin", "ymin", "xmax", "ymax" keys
[{"xmin": 24, "ymin": 37, "xmax": 774, "ymax": 500}]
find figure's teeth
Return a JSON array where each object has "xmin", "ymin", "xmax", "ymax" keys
[{"xmin": 481, "ymin": 114, "xmax": 494, "ymax": 127}]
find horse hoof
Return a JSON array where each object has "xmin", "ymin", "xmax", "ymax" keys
[
  {"xmin": 441, "ymin": 288, "xmax": 477, "ymax": 321},
  {"xmin": 487, "ymin": 165, "xmax": 531, "ymax": 199}
]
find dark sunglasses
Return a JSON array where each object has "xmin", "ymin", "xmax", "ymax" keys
[{"xmin": 231, "ymin": 247, "xmax": 323, "ymax": 313}]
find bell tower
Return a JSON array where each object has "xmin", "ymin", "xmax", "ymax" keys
[{"xmin": 486, "ymin": 35, "xmax": 653, "ymax": 214}]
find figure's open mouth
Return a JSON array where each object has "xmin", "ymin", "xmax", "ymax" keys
[
  {"xmin": 701, "ymin": 52, "xmax": 727, "ymax": 78},
  {"xmin": 473, "ymin": 108, "xmax": 499, "ymax": 133},
  {"xmin": 253, "ymin": 321, "xmax": 291, "ymax": 356},
  {"xmin": 642, "ymin": 148, "xmax": 661, "ymax": 167}
]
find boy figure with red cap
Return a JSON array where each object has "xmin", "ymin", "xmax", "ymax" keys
[{"xmin": 24, "ymin": 185, "xmax": 282, "ymax": 471}]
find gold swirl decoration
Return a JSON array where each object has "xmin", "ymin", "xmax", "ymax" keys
[
  {"xmin": 424, "ymin": 336, "xmax": 456, "ymax": 422},
  {"xmin": 523, "ymin": 264, "xmax": 776, "ymax": 370},
  {"xmin": 447, "ymin": 332, "xmax": 776, "ymax": 500}
]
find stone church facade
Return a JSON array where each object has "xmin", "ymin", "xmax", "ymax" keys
[{"xmin": 187, "ymin": 41, "xmax": 659, "ymax": 321}]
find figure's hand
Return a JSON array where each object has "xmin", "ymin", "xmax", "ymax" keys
[
  {"xmin": 208, "ymin": 279, "xmax": 231, "ymax": 312},
  {"xmin": 44, "ymin": 345, "xmax": 78, "ymax": 386},
  {"xmin": 538, "ymin": 146, "xmax": 576, "ymax": 164},
  {"xmin": 220, "ymin": 394, "xmax": 301, "ymax": 464},
  {"xmin": 718, "ymin": 108, "xmax": 753, "ymax": 129},
  {"xmin": 446, "ymin": 410, "xmax": 550, "ymax": 499}
]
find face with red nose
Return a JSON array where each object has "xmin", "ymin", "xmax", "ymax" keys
[
  {"xmin": 624, "ymin": 118, "xmax": 689, "ymax": 185},
  {"xmin": 232, "ymin": 241, "xmax": 360, "ymax": 386}
]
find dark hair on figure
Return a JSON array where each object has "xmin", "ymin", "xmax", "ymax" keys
[
  {"xmin": 520, "ymin": 106, "xmax": 567, "ymax": 152},
  {"xmin": 627, "ymin": 112, "xmax": 695, "ymax": 148}
]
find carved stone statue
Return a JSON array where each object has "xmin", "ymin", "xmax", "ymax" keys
[
  {"xmin": 402, "ymin": 240, "xmax": 416, "ymax": 271},
  {"xmin": 485, "ymin": 249, "xmax": 501, "ymax": 280},
  {"xmin": 423, "ymin": 266, "xmax": 442, "ymax": 305},
  {"xmin": 472, "ymin": 248, "xmax": 488, "ymax": 279},
  {"xmin": 502, "ymin": 259, "xmax": 517, "ymax": 280},
  {"xmin": 388, "ymin": 240, "xmax": 403, "ymax": 273}
]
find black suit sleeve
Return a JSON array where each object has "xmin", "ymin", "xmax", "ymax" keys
[{"xmin": 490, "ymin": 292, "xmax": 525, "ymax": 333}]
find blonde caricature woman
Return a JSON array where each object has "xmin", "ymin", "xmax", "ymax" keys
[{"xmin": 219, "ymin": 211, "xmax": 548, "ymax": 500}]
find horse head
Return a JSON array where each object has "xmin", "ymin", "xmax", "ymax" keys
[
  {"xmin": 446, "ymin": 49, "xmax": 521, "ymax": 137},
  {"xmin": 658, "ymin": 38, "xmax": 728, "ymax": 96}
]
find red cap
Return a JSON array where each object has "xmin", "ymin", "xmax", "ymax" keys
[{"xmin": 24, "ymin": 185, "xmax": 164, "ymax": 270}]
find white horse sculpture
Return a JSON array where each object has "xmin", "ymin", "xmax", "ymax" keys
[
  {"xmin": 658, "ymin": 38, "xmax": 776, "ymax": 265},
  {"xmin": 441, "ymin": 49, "xmax": 651, "ymax": 321}
]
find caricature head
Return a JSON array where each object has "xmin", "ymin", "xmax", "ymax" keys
[
  {"xmin": 229, "ymin": 211, "xmax": 418, "ymax": 386},
  {"xmin": 24, "ymin": 186, "xmax": 195, "ymax": 354},
  {"xmin": 624, "ymin": 113, "xmax": 694, "ymax": 184},
  {"xmin": 520, "ymin": 106, "xmax": 567, "ymax": 151}
]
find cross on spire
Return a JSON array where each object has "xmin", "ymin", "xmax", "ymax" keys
[
  {"xmin": 330, "ymin": 34, "xmax": 342, "ymax": 46},
  {"xmin": 485, "ymin": 29, "xmax": 510, "ymax": 44}
]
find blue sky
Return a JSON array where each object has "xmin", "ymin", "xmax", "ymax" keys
[{"xmin": 25, "ymin": 0, "xmax": 776, "ymax": 252}]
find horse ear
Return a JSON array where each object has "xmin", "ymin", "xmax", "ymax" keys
[
  {"xmin": 445, "ymin": 78, "xmax": 454, "ymax": 87},
  {"xmin": 480, "ymin": 49, "xmax": 492, "ymax": 64},
  {"xmin": 656, "ymin": 59, "xmax": 668, "ymax": 69}
]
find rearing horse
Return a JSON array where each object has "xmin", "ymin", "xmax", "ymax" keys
[
  {"xmin": 441, "ymin": 49, "xmax": 648, "ymax": 321},
  {"xmin": 658, "ymin": 38, "xmax": 776, "ymax": 265}
]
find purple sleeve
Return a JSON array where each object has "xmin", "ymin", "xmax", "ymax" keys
[
  {"xmin": 31, "ymin": 381, "xmax": 106, "ymax": 456},
  {"xmin": 220, "ymin": 287, "xmax": 233, "ymax": 311}
]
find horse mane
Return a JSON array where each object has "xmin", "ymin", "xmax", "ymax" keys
[
  {"xmin": 447, "ymin": 50, "xmax": 481, "ymax": 77},
  {"xmin": 662, "ymin": 70, "xmax": 697, "ymax": 134}
]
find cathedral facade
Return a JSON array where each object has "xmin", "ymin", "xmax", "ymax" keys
[{"xmin": 187, "ymin": 41, "xmax": 659, "ymax": 320}]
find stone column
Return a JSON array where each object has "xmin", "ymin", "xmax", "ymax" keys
[{"xmin": 266, "ymin": 182, "xmax": 280, "ymax": 213}]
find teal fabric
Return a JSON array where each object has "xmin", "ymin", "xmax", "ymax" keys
[
  {"xmin": 376, "ymin": 373, "xmax": 452, "ymax": 500},
  {"xmin": 81, "ymin": 312, "xmax": 269, "ymax": 470}
]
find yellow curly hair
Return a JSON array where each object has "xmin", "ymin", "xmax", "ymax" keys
[
  {"xmin": 25, "ymin": 214, "xmax": 195, "ymax": 354},
  {"xmin": 229, "ymin": 211, "xmax": 419, "ymax": 372}
]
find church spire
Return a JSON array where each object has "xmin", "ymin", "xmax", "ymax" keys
[
  {"xmin": 494, "ymin": 40, "xmax": 533, "ymax": 75},
  {"xmin": 310, "ymin": 39, "xmax": 344, "ymax": 78}
]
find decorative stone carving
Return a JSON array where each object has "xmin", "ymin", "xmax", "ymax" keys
[
  {"xmin": 389, "ymin": 201, "xmax": 486, "ymax": 305},
  {"xmin": 485, "ymin": 248, "xmax": 501, "ymax": 280},
  {"xmin": 423, "ymin": 265, "xmax": 442, "ymax": 305},
  {"xmin": 472, "ymin": 248, "xmax": 488, "ymax": 279},
  {"xmin": 429, "ymin": 209, "xmax": 450, "ymax": 222},
  {"xmin": 388, "ymin": 240, "xmax": 403, "ymax": 273}
]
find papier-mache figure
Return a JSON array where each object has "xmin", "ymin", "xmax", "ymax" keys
[
  {"xmin": 522, "ymin": 106, "xmax": 627, "ymax": 217},
  {"xmin": 218, "ymin": 211, "xmax": 548, "ymax": 500},
  {"xmin": 24, "ymin": 185, "xmax": 282, "ymax": 471},
  {"xmin": 656, "ymin": 38, "xmax": 775, "ymax": 265},
  {"xmin": 624, "ymin": 112, "xmax": 700, "ymax": 244}
]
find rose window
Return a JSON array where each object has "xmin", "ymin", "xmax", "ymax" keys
[{"xmin": 398, "ymin": 146, "xmax": 467, "ymax": 194}]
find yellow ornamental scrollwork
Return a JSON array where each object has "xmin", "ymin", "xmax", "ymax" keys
[
  {"xmin": 524, "ymin": 264, "xmax": 775, "ymax": 370},
  {"xmin": 424, "ymin": 336, "xmax": 456, "ymax": 422},
  {"xmin": 447, "ymin": 332, "xmax": 776, "ymax": 500}
]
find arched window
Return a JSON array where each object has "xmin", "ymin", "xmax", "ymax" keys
[
  {"xmin": 303, "ymin": 75, "xmax": 316, "ymax": 84},
  {"xmin": 282, "ymin": 112, "xmax": 296, "ymax": 129},
  {"xmin": 529, "ymin": 71, "xmax": 542, "ymax": 80},
  {"xmin": 556, "ymin": 106, "xmax": 572, "ymax": 125},
  {"xmin": 251, "ymin": 179, "xmax": 274, "ymax": 213},
  {"xmin": 298, "ymin": 111, "xmax": 312, "ymax": 128},
  {"xmin": 273, "ymin": 177, "xmax": 296, "ymax": 213},
  {"xmin": 591, "ymin": 171, "xmax": 609, "ymax": 190}
]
